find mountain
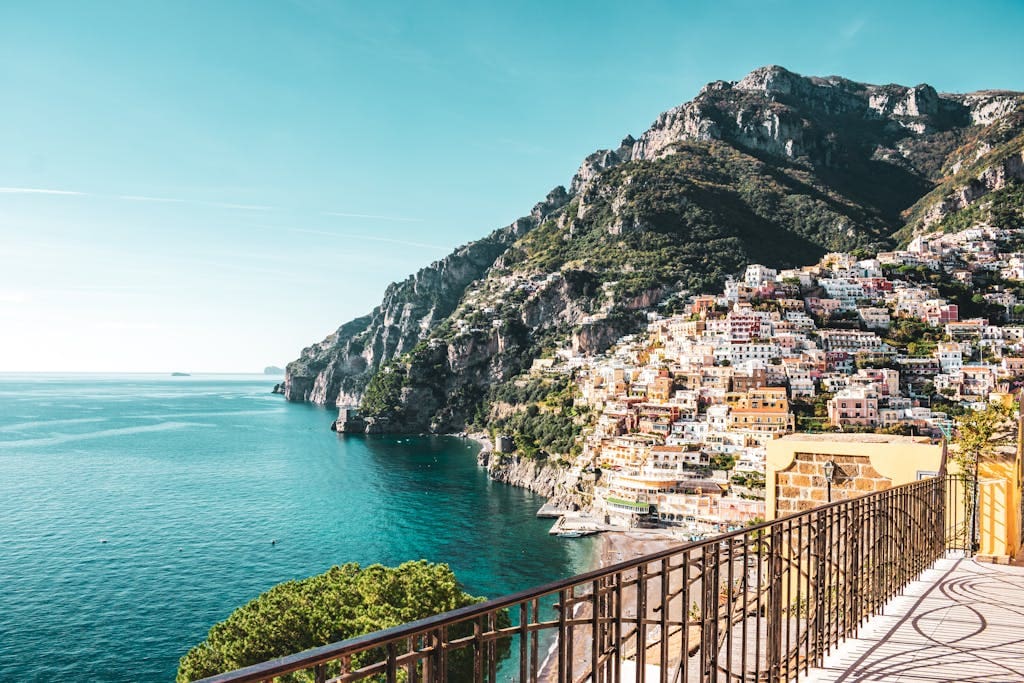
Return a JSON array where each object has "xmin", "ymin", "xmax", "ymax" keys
[{"xmin": 284, "ymin": 65, "xmax": 1024, "ymax": 433}]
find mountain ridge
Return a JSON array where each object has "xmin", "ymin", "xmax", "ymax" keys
[{"xmin": 284, "ymin": 65, "xmax": 1024, "ymax": 431}]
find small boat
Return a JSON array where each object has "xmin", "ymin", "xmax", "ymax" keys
[{"xmin": 557, "ymin": 531, "xmax": 584, "ymax": 538}]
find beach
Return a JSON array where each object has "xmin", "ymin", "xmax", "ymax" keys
[{"xmin": 538, "ymin": 529, "xmax": 683, "ymax": 681}]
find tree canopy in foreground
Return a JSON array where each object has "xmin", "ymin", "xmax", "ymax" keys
[{"xmin": 177, "ymin": 560, "xmax": 503, "ymax": 682}]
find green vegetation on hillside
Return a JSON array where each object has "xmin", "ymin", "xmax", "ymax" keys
[
  {"xmin": 883, "ymin": 318, "xmax": 943, "ymax": 356},
  {"xmin": 897, "ymin": 121, "xmax": 1024, "ymax": 242},
  {"xmin": 933, "ymin": 180, "xmax": 1024, "ymax": 234},
  {"xmin": 473, "ymin": 375, "xmax": 593, "ymax": 459},
  {"xmin": 516, "ymin": 143, "xmax": 893, "ymax": 298},
  {"xmin": 360, "ymin": 362, "xmax": 408, "ymax": 418},
  {"xmin": 177, "ymin": 561, "xmax": 508, "ymax": 683}
]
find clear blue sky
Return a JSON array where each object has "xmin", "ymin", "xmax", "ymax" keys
[{"xmin": 1, "ymin": 0, "xmax": 1022, "ymax": 372}]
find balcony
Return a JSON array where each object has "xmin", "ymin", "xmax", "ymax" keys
[
  {"xmin": 806, "ymin": 553, "xmax": 1024, "ymax": 682},
  {"xmin": 195, "ymin": 475, "xmax": 1022, "ymax": 683}
]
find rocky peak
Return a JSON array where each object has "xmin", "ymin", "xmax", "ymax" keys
[
  {"xmin": 698, "ymin": 80, "xmax": 732, "ymax": 96},
  {"xmin": 867, "ymin": 83, "xmax": 939, "ymax": 118},
  {"xmin": 733, "ymin": 65, "xmax": 806, "ymax": 97},
  {"xmin": 958, "ymin": 91, "xmax": 1024, "ymax": 126},
  {"xmin": 569, "ymin": 136, "xmax": 636, "ymax": 194},
  {"xmin": 531, "ymin": 186, "xmax": 571, "ymax": 222}
]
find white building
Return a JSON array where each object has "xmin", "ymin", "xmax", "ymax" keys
[{"xmin": 744, "ymin": 264, "xmax": 778, "ymax": 287}]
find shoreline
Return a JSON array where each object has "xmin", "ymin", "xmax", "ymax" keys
[
  {"xmin": 462, "ymin": 429, "xmax": 690, "ymax": 680},
  {"xmin": 464, "ymin": 430, "xmax": 493, "ymax": 455},
  {"xmin": 537, "ymin": 529, "xmax": 682, "ymax": 681}
]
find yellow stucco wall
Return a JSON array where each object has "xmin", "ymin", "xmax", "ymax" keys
[
  {"xmin": 766, "ymin": 434, "xmax": 945, "ymax": 520},
  {"xmin": 767, "ymin": 431, "xmax": 1023, "ymax": 561},
  {"xmin": 976, "ymin": 458, "xmax": 1023, "ymax": 561}
]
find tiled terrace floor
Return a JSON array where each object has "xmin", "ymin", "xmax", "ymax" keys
[{"xmin": 806, "ymin": 554, "xmax": 1024, "ymax": 683}]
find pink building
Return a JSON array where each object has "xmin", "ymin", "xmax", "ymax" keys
[{"xmin": 828, "ymin": 388, "xmax": 880, "ymax": 428}]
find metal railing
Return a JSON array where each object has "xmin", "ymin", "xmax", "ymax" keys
[{"xmin": 197, "ymin": 475, "xmax": 970, "ymax": 683}]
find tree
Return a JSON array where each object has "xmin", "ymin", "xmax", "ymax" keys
[
  {"xmin": 951, "ymin": 402, "xmax": 1016, "ymax": 474},
  {"xmin": 360, "ymin": 364, "xmax": 407, "ymax": 418},
  {"xmin": 177, "ymin": 561, "xmax": 509, "ymax": 683}
]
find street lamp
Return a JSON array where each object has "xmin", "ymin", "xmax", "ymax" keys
[{"xmin": 823, "ymin": 460, "xmax": 836, "ymax": 503}]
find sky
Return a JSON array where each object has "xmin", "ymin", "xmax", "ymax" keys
[{"xmin": 1, "ymin": 1, "xmax": 1023, "ymax": 373}]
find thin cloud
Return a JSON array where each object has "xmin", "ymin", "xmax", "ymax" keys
[
  {"xmin": 92, "ymin": 320, "xmax": 163, "ymax": 331},
  {"xmin": 0, "ymin": 187, "xmax": 87, "ymax": 196},
  {"xmin": 321, "ymin": 211, "xmax": 423, "ymax": 223},
  {"xmin": 207, "ymin": 201, "xmax": 272, "ymax": 211},
  {"xmin": 120, "ymin": 195, "xmax": 272, "ymax": 211},
  {"xmin": 4, "ymin": 186, "xmax": 411, "ymax": 219},
  {"xmin": 839, "ymin": 18, "xmax": 866, "ymax": 41},
  {"xmin": 119, "ymin": 195, "xmax": 188, "ymax": 204},
  {"xmin": 290, "ymin": 227, "xmax": 449, "ymax": 251}
]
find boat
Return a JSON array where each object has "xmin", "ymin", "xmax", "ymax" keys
[{"xmin": 557, "ymin": 531, "xmax": 584, "ymax": 538}]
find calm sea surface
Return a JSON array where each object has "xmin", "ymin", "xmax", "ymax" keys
[{"xmin": 0, "ymin": 374, "xmax": 594, "ymax": 682}]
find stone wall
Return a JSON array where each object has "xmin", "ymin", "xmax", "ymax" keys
[{"xmin": 775, "ymin": 452, "xmax": 892, "ymax": 515}]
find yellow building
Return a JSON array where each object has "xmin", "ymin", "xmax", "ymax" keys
[
  {"xmin": 726, "ymin": 386, "xmax": 795, "ymax": 434},
  {"xmin": 976, "ymin": 456, "xmax": 1023, "ymax": 562},
  {"xmin": 765, "ymin": 433, "xmax": 945, "ymax": 518},
  {"xmin": 767, "ymin": 430, "xmax": 1024, "ymax": 562}
]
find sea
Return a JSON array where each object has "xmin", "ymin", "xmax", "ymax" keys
[{"xmin": 0, "ymin": 373, "xmax": 596, "ymax": 682}]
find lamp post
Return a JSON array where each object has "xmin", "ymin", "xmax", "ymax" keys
[{"xmin": 823, "ymin": 460, "xmax": 836, "ymax": 503}]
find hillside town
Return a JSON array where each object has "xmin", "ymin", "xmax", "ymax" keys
[{"xmin": 515, "ymin": 226, "xmax": 1024, "ymax": 534}]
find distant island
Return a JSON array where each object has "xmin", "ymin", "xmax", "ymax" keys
[
  {"xmin": 263, "ymin": 366, "xmax": 284, "ymax": 375},
  {"xmin": 170, "ymin": 372, "xmax": 191, "ymax": 377}
]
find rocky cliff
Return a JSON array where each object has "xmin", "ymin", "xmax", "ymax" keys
[
  {"xmin": 283, "ymin": 188, "xmax": 569, "ymax": 405},
  {"xmin": 477, "ymin": 449, "xmax": 593, "ymax": 510},
  {"xmin": 285, "ymin": 65, "xmax": 1024, "ymax": 437}
]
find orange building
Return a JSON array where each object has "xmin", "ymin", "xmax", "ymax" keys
[{"xmin": 727, "ymin": 386, "xmax": 795, "ymax": 434}]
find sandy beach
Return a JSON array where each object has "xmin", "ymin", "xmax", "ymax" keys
[{"xmin": 465, "ymin": 430, "xmax": 493, "ymax": 455}]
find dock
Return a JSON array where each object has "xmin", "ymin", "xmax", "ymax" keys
[
  {"xmin": 536, "ymin": 503, "xmax": 572, "ymax": 519},
  {"xmin": 548, "ymin": 512, "xmax": 618, "ymax": 536}
]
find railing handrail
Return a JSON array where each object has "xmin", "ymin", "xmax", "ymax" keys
[{"xmin": 196, "ymin": 474, "xmax": 958, "ymax": 683}]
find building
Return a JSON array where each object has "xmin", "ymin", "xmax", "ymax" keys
[
  {"xmin": 726, "ymin": 386, "xmax": 795, "ymax": 434},
  {"xmin": 818, "ymin": 329, "xmax": 886, "ymax": 354},
  {"xmin": 744, "ymin": 264, "xmax": 777, "ymax": 287},
  {"xmin": 765, "ymin": 433, "xmax": 945, "ymax": 517},
  {"xmin": 857, "ymin": 306, "xmax": 891, "ymax": 330},
  {"xmin": 827, "ymin": 387, "xmax": 880, "ymax": 428}
]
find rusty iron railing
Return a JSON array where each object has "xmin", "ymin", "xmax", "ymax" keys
[{"xmin": 196, "ymin": 475, "xmax": 971, "ymax": 683}]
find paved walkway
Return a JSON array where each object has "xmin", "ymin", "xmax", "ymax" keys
[{"xmin": 806, "ymin": 554, "xmax": 1024, "ymax": 683}]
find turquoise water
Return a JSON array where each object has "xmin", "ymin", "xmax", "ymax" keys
[{"xmin": 0, "ymin": 374, "xmax": 595, "ymax": 682}]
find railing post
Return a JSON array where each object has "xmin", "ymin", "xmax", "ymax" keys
[
  {"xmin": 813, "ymin": 510, "xmax": 828, "ymax": 667},
  {"xmin": 766, "ymin": 524, "xmax": 785, "ymax": 682},
  {"xmin": 970, "ymin": 473, "xmax": 981, "ymax": 556},
  {"xmin": 557, "ymin": 591, "xmax": 568, "ymax": 683},
  {"xmin": 700, "ymin": 545, "xmax": 716, "ymax": 681},
  {"xmin": 591, "ymin": 579, "xmax": 602, "ymax": 683}
]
